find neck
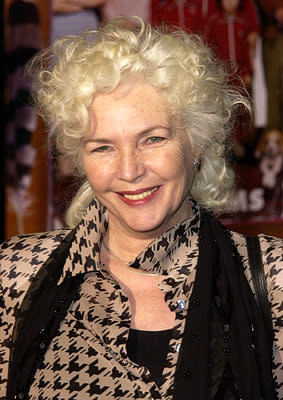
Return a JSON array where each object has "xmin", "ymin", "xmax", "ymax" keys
[
  {"xmin": 104, "ymin": 226, "xmax": 154, "ymax": 264},
  {"xmin": 104, "ymin": 197, "xmax": 192, "ymax": 263}
]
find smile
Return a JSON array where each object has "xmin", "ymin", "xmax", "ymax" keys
[
  {"xmin": 122, "ymin": 187, "xmax": 159, "ymax": 200},
  {"xmin": 117, "ymin": 186, "xmax": 161, "ymax": 206}
]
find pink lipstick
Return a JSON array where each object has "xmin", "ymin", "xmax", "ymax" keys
[{"xmin": 116, "ymin": 186, "xmax": 160, "ymax": 206}]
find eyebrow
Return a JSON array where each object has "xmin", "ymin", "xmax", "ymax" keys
[{"xmin": 82, "ymin": 125, "xmax": 170, "ymax": 145}]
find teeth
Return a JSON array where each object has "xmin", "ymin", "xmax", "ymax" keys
[{"xmin": 123, "ymin": 187, "xmax": 158, "ymax": 200}]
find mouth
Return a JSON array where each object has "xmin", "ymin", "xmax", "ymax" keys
[
  {"xmin": 121, "ymin": 186, "xmax": 159, "ymax": 200},
  {"xmin": 117, "ymin": 186, "xmax": 160, "ymax": 205}
]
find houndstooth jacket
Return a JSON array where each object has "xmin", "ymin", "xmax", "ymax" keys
[{"xmin": 0, "ymin": 199, "xmax": 282, "ymax": 399}]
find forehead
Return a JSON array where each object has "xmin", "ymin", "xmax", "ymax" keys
[
  {"xmin": 93, "ymin": 83, "xmax": 167, "ymax": 114},
  {"xmin": 88, "ymin": 83, "xmax": 169, "ymax": 134}
]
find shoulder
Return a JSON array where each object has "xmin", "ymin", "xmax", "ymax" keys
[
  {"xmin": 257, "ymin": 234, "xmax": 283, "ymax": 316},
  {"xmin": 1, "ymin": 229, "xmax": 71, "ymax": 251},
  {"xmin": 257, "ymin": 233, "xmax": 283, "ymax": 269},
  {"xmin": 231, "ymin": 230, "xmax": 282, "ymax": 319},
  {"xmin": 231, "ymin": 230, "xmax": 282, "ymax": 279},
  {"xmin": 207, "ymin": 11, "xmax": 223, "ymax": 24},
  {"xmin": 0, "ymin": 229, "xmax": 71, "ymax": 397},
  {"xmin": 231, "ymin": 231, "xmax": 282, "ymax": 283},
  {"xmin": 235, "ymin": 12, "xmax": 252, "ymax": 26},
  {"xmin": 0, "ymin": 229, "xmax": 71, "ymax": 307},
  {"xmin": 1, "ymin": 229, "xmax": 71, "ymax": 270}
]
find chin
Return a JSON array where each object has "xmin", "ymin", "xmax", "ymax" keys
[{"xmin": 124, "ymin": 213, "xmax": 170, "ymax": 234}]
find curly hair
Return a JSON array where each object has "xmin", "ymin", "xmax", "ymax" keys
[{"xmin": 29, "ymin": 17, "xmax": 251, "ymax": 227}]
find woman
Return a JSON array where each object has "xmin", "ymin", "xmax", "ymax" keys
[{"xmin": 0, "ymin": 18, "xmax": 282, "ymax": 400}]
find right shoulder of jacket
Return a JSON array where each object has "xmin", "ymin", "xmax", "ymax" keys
[{"xmin": 0, "ymin": 229, "xmax": 71, "ymax": 310}]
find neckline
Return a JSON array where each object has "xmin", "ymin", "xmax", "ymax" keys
[{"xmin": 60, "ymin": 197, "xmax": 200, "ymax": 282}]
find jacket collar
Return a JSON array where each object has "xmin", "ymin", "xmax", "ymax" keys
[{"xmin": 60, "ymin": 197, "xmax": 200, "ymax": 284}]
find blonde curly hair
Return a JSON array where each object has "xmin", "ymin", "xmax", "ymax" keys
[{"xmin": 29, "ymin": 17, "xmax": 251, "ymax": 227}]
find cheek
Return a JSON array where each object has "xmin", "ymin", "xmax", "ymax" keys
[
  {"xmin": 146, "ymin": 144, "xmax": 191, "ymax": 182},
  {"xmin": 83, "ymin": 157, "xmax": 114, "ymax": 193},
  {"xmin": 169, "ymin": 141, "xmax": 193, "ymax": 179}
]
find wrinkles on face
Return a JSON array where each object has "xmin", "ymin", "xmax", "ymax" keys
[{"xmin": 82, "ymin": 83, "xmax": 194, "ymax": 239}]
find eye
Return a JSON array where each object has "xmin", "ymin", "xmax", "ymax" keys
[
  {"xmin": 146, "ymin": 136, "xmax": 165, "ymax": 144},
  {"xmin": 92, "ymin": 145, "xmax": 112, "ymax": 153}
]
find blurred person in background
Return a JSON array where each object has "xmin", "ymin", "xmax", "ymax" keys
[
  {"xmin": 151, "ymin": 0, "xmax": 202, "ymax": 33},
  {"xmin": 51, "ymin": 0, "xmax": 106, "ymax": 228},
  {"xmin": 5, "ymin": 0, "xmax": 43, "ymax": 233},
  {"xmin": 256, "ymin": 0, "xmax": 283, "ymax": 131},
  {"xmin": 200, "ymin": 0, "xmax": 259, "ymax": 45},
  {"xmin": 205, "ymin": 0, "xmax": 260, "ymax": 159},
  {"xmin": 52, "ymin": 0, "xmax": 105, "ymax": 42},
  {"xmin": 150, "ymin": 0, "xmax": 259, "ymax": 40},
  {"xmin": 205, "ymin": 0, "xmax": 258, "ymax": 87},
  {"xmin": 101, "ymin": 0, "xmax": 150, "ymax": 24}
]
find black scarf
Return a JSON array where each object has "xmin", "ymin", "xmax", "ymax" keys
[{"xmin": 173, "ymin": 210, "xmax": 276, "ymax": 399}]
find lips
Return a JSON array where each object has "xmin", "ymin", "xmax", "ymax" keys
[
  {"xmin": 116, "ymin": 186, "xmax": 160, "ymax": 206},
  {"xmin": 121, "ymin": 187, "xmax": 159, "ymax": 200},
  {"xmin": 118, "ymin": 186, "xmax": 159, "ymax": 195}
]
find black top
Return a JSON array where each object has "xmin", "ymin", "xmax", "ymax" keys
[{"xmin": 126, "ymin": 328, "xmax": 173, "ymax": 387}]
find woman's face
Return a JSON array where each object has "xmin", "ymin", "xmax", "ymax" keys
[{"xmin": 82, "ymin": 83, "xmax": 195, "ymax": 237}]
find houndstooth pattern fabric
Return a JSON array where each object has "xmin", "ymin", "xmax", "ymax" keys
[{"xmin": 0, "ymin": 199, "xmax": 282, "ymax": 399}]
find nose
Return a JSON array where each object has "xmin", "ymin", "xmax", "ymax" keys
[{"xmin": 118, "ymin": 148, "xmax": 146, "ymax": 182}]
